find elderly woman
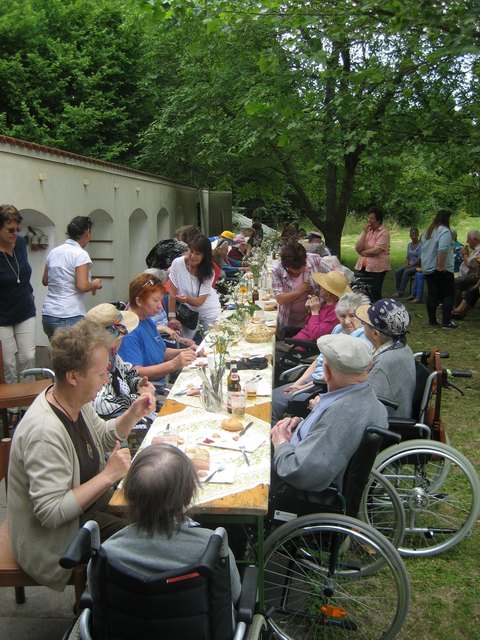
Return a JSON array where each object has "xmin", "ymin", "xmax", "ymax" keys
[
  {"xmin": 118, "ymin": 273, "xmax": 198, "ymax": 384},
  {"xmin": 100, "ymin": 444, "xmax": 241, "ymax": 606},
  {"xmin": 85, "ymin": 303, "xmax": 157, "ymax": 419},
  {"xmin": 42, "ymin": 216, "xmax": 102, "ymax": 339},
  {"xmin": 271, "ymin": 292, "xmax": 371, "ymax": 423},
  {"xmin": 288, "ymin": 271, "xmax": 351, "ymax": 343},
  {"xmin": 0, "ymin": 204, "xmax": 36, "ymax": 428},
  {"xmin": 355, "ymin": 298, "xmax": 415, "ymax": 417},
  {"xmin": 7, "ymin": 321, "xmax": 156, "ymax": 592},
  {"xmin": 167, "ymin": 234, "xmax": 222, "ymax": 339}
]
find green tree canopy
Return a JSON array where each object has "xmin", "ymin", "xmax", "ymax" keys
[
  {"xmin": 134, "ymin": 0, "xmax": 480, "ymax": 255},
  {"xmin": 0, "ymin": 0, "xmax": 154, "ymax": 162}
]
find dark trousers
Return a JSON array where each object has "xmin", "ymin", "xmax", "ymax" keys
[
  {"xmin": 425, "ymin": 270, "xmax": 455, "ymax": 325},
  {"xmin": 355, "ymin": 269, "xmax": 387, "ymax": 302}
]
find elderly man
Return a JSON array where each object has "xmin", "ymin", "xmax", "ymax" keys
[{"xmin": 271, "ymin": 333, "xmax": 388, "ymax": 493}]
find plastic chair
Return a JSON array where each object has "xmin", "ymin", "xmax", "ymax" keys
[
  {"xmin": 0, "ymin": 341, "xmax": 54, "ymax": 437},
  {"xmin": 60, "ymin": 523, "xmax": 265, "ymax": 640}
]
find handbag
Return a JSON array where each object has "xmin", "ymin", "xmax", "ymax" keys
[{"xmin": 176, "ymin": 303, "xmax": 199, "ymax": 330}]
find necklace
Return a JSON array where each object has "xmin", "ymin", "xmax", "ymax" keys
[
  {"xmin": 2, "ymin": 249, "xmax": 20, "ymax": 284},
  {"xmin": 51, "ymin": 390, "xmax": 94, "ymax": 460}
]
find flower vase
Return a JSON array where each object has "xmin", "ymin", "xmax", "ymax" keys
[{"xmin": 197, "ymin": 364, "xmax": 225, "ymax": 413}]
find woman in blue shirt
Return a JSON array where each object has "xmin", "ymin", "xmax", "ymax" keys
[{"xmin": 118, "ymin": 274, "xmax": 198, "ymax": 385}]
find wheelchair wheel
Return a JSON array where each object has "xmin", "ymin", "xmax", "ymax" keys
[
  {"xmin": 263, "ymin": 514, "xmax": 409, "ymax": 639},
  {"xmin": 358, "ymin": 469, "xmax": 406, "ymax": 569},
  {"xmin": 375, "ymin": 439, "xmax": 480, "ymax": 557}
]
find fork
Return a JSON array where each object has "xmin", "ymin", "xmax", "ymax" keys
[{"xmin": 204, "ymin": 464, "xmax": 225, "ymax": 483}]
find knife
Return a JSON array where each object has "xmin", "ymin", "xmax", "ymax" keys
[{"xmin": 238, "ymin": 421, "xmax": 254, "ymax": 437}]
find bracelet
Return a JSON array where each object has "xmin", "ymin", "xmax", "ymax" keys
[{"xmin": 168, "ymin": 312, "xmax": 176, "ymax": 319}]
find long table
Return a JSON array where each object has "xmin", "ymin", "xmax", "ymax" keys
[{"xmin": 110, "ymin": 329, "xmax": 275, "ymax": 607}]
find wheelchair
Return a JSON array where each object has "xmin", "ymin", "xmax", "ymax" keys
[
  {"xmin": 274, "ymin": 337, "xmax": 320, "ymax": 388},
  {"xmin": 261, "ymin": 426, "xmax": 410, "ymax": 640},
  {"xmin": 60, "ymin": 523, "xmax": 265, "ymax": 640},
  {"xmin": 365, "ymin": 350, "xmax": 480, "ymax": 557},
  {"xmin": 275, "ymin": 349, "xmax": 480, "ymax": 559}
]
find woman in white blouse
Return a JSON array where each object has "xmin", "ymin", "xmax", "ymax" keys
[
  {"xmin": 42, "ymin": 216, "xmax": 102, "ymax": 339},
  {"xmin": 167, "ymin": 234, "xmax": 221, "ymax": 339}
]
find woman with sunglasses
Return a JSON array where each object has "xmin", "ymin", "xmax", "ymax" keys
[
  {"xmin": 85, "ymin": 304, "xmax": 157, "ymax": 420},
  {"xmin": 0, "ymin": 204, "xmax": 37, "ymax": 428},
  {"xmin": 118, "ymin": 274, "xmax": 198, "ymax": 385},
  {"xmin": 41, "ymin": 215, "xmax": 102, "ymax": 340}
]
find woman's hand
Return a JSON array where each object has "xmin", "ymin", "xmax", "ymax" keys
[
  {"xmin": 137, "ymin": 376, "xmax": 156, "ymax": 397},
  {"xmin": 305, "ymin": 295, "xmax": 321, "ymax": 314},
  {"xmin": 104, "ymin": 441, "xmax": 131, "ymax": 484},
  {"xmin": 178, "ymin": 336, "xmax": 196, "ymax": 347},
  {"xmin": 173, "ymin": 349, "xmax": 197, "ymax": 369},
  {"xmin": 129, "ymin": 392, "xmax": 156, "ymax": 420},
  {"xmin": 167, "ymin": 318, "xmax": 181, "ymax": 331},
  {"xmin": 283, "ymin": 382, "xmax": 309, "ymax": 394}
]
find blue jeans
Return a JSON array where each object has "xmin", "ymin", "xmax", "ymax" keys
[
  {"xmin": 412, "ymin": 272, "xmax": 424, "ymax": 300},
  {"xmin": 42, "ymin": 314, "xmax": 84, "ymax": 340},
  {"xmin": 395, "ymin": 265, "xmax": 417, "ymax": 294}
]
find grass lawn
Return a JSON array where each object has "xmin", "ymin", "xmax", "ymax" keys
[{"xmin": 341, "ymin": 218, "xmax": 480, "ymax": 639}]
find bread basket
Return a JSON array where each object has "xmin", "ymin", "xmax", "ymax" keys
[{"xmin": 244, "ymin": 323, "xmax": 276, "ymax": 343}]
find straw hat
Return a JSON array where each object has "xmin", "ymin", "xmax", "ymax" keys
[
  {"xmin": 311, "ymin": 270, "xmax": 351, "ymax": 298},
  {"xmin": 86, "ymin": 303, "xmax": 139, "ymax": 334},
  {"xmin": 354, "ymin": 299, "xmax": 410, "ymax": 337}
]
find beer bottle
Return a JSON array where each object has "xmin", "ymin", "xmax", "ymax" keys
[
  {"xmin": 252, "ymin": 285, "xmax": 259, "ymax": 305},
  {"xmin": 227, "ymin": 359, "xmax": 241, "ymax": 413}
]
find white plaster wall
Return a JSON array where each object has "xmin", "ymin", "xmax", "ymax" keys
[{"xmin": 1, "ymin": 139, "xmax": 232, "ymax": 348}]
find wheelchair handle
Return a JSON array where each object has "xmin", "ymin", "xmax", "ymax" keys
[
  {"xmin": 21, "ymin": 367, "xmax": 55, "ymax": 381},
  {"xmin": 447, "ymin": 369, "xmax": 472, "ymax": 378},
  {"xmin": 59, "ymin": 521, "xmax": 100, "ymax": 569},
  {"xmin": 415, "ymin": 351, "xmax": 449, "ymax": 359}
]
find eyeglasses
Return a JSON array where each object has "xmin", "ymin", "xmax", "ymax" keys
[
  {"xmin": 107, "ymin": 323, "xmax": 128, "ymax": 338},
  {"xmin": 142, "ymin": 278, "xmax": 158, "ymax": 288},
  {"xmin": 5, "ymin": 227, "xmax": 22, "ymax": 234}
]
